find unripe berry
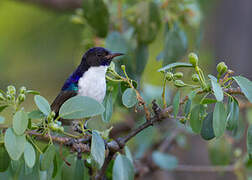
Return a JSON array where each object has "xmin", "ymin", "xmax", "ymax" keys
[
  {"xmin": 216, "ymin": 62, "xmax": 228, "ymax": 75},
  {"xmin": 188, "ymin": 52, "xmax": 199, "ymax": 66},
  {"xmin": 18, "ymin": 94, "xmax": 26, "ymax": 102},
  {"xmin": 174, "ymin": 80, "xmax": 186, "ymax": 87},
  {"xmin": 165, "ymin": 72, "xmax": 173, "ymax": 81},
  {"xmin": 50, "ymin": 111, "xmax": 56, "ymax": 119},
  {"xmin": 7, "ymin": 85, "xmax": 16, "ymax": 95},
  {"xmin": 174, "ymin": 72, "xmax": 183, "ymax": 79},
  {"xmin": 192, "ymin": 74, "xmax": 200, "ymax": 82},
  {"xmin": 19, "ymin": 86, "xmax": 27, "ymax": 94}
]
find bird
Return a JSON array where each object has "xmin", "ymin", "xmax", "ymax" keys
[{"xmin": 51, "ymin": 47, "xmax": 124, "ymax": 125}]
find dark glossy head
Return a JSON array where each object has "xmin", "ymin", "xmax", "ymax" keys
[{"xmin": 81, "ymin": 47, "xmax": 124, "ymax": 67}]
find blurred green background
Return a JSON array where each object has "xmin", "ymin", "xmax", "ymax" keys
[{"xmin": 1, "ymin": 0, "xmax": 252, "ymax": 179}]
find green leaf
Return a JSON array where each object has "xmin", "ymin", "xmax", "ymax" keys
[
  {"xmin": 124, "ymin": 146, "xmax": 133, "ymax": 164},
  {"xmin": 4, "ymin": 128, "xmax": 26, "ymax": 160},
  {"xmin": 82, "ymin": 0, "xmax": 109, "ymax": 37},
  {"xmin": 226, "ymin": 97, "xmax": 239, "ymax": 131},
  {"xmin": 201, "ymin": 98, "xmax": 217, "ymax": 104},
  {"xmin": 34, "ymin": 95, "xmax": 51, "ymax": 116},
  {"xmin": 190, "ymin": 105, "xmax": 203, "ymax": 134},
  {"xmin": 132, "ymin": 2, "xmax": 161, "ymax": 44},
  {"xmin": 210, "ymin": 79, "xmax": 223, "ymax": 102},
  {"xmin": 0, "ymin": 105, "xmax": 8, "ymax": 113},
  {"xmin": 122, "ymin": 88, "xmax": 137, "ymax": 108},
  {"xmin": 24, "ymin": 142, "xmax": 36, "ymax": 168},
  {"xmin": 173, "ymin": 91, "xmax": 180, "ymax": 119},
  {"xmin": 13, "ymin": 110, "xmax": 28, "ymax": 135},
  {"xmin": 201, "ymin": 112, "xmax": 215, "ymax": 140},
  {"xmin": 213, "ymin": 102, "xmax": 227, "ymax": 138},
  {"xmin": 28, "ymin": 110, "xmax": 45, "ymax": 119},
  {"xmin": 233, "ymin": 76, "xmax": 252, "ymax": 103},
  {"xmin": 40, "ymin": 144, "xmax": 56, "ymax": 171},
  {"xmin": 102, "ymin": 92, "xmax": 113, "ymax": 123},
  {"xmin": 74, "ymin": 159, "xmax": 85, "ymax": 180},
  {"xmin": 247, "ymin": 125, "xmax": 252, "ymax": 158},
  {"xmin": 113, "ymin": 154, "xmax": 134, "ymax": 180},
  {"xmin": 0, "ymin": 116, "xmax": 5, "ymax": 124},
  {"xmin": 158, "ymin": 62, "xmax": 193, "ymax": 72},
  {"xmin": 59, "ymin": 96, "xmax": 105, "ymax": 119},
  {"xmin": 0, "ymin": 145, "xmax": 10, "ymax": 172},
  {"xmin": 184, "ymin": 99, "xmax": 191, "ymax": 117},
  {"xmin": 135, "ymin": 44, "xmax": 149, "ymax": 77},
  {"xmin": 152, "ymin": 151, "xmax": 178, "ymax": 170},
  {"xmin": 105, "ymin": 31, "xmax": 129, "ymax": 54},
  {"xmin": 91, "ymin": 130, "xmax": 105, "ymax": 169},
  {"xmin": 163, "ymin": 23, "xmax": 187, "ymax": 65}
]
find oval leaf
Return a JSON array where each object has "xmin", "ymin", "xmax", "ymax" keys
[
  {"xmin": 102, "ymin": 92, "xmax": 113, "ymax": 123},
  {"xmin": 226, "ymin": 98, "xmax": 239, "ymax": 130},
  {"xmin": 13, "ymin": 110, "xmax": 28, "ymax": 135},
  {"xmin": 40, "ymin": 144, "xmax": 56, "ymax": 171},
  {"xmin": 173, "ymin": 91, "xmax": 180, "ymax": 119},
  {"xmin": 24, "ymin": 142, "xmax": 36, "ymax": 168},
  {"xmin": 233, "ymin": 76, "xmax": 252, "ymax": 103},
  {"xmin": 59, "ymin": 96, "xmax": 105, "ymax": 119},
  {"xmin": 210, "ymin": 79, "xmax": 223, "ymax": 102},
  {"xmin": 247, "ymin": 125, "xmax": 252, "ymax": 158},
  {"xmin": 190, "ymin": 105, "xmax": 202, "ymax": 134},
  {"xmin": 4, "ymin": 128, "xmax": 26, "ymax": 160},
  {"xmin": 122, "ymin": 88, "xmax": 137, "ymax": 108},
  {"xmin": 91, "ymin": 130, "xmax": 105, "ymax": 169},
  {"xmin": 213, "ymin": 102, "xmax": 227, "ymax": 138},
  {"xmin": 162, "ymin": 23, "xmax": 188, "ymax": 65},
  {"xmin": 113, "ymin": 154, "xmax": 134, "ymax": 180},
  {"xmin": 34, "ymin": 95, "xmax": 51, "ymax": 116},
  {"xmin": 201, "ymin": 112, "xmax": 215, "ymax": 140},
  {"xmin": 158, "ymin": 62, "xmax": 193, "ymax": 72},
  {"xmin": 0, "ymin": 145, "xmax": 10, "ymax": 172},
  {"xmin": 152, "ymin": 151, "xmax": 178, "ymax": 170}
]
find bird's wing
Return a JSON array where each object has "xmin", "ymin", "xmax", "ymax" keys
[{"xmin": 51, "ymin": 90, "xmax": 77, "ymax": 116}]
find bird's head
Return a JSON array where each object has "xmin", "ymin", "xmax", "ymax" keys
[{"xmin": 81, "ymin": 47, "xmax": 124, "ymax": 67}]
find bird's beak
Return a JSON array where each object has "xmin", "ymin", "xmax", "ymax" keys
[{"xmin": 105, "ymin": 53, "xmax": 124, "ymax": 60}]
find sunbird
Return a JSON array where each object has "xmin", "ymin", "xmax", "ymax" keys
[{"xmin": 51, "ymin": 47, "xmax": 123, "ymax": 124}]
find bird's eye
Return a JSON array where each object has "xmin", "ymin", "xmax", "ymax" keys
[{"xmin": 97, "ymin": 54, "xmax": 102, "ymax": 57}]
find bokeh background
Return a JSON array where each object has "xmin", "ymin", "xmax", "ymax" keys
[{"xmin": 0, "ymin": 0, "xmax": 252, "ymax": 179}]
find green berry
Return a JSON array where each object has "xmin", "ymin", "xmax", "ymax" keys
[
  {"xmin": 50, "ymin": 111, "xmax": 56, "ymax": 119},
  {"xmin": 192, "ymin": 74, "xmax": 200, "ymax": 82},
  {"xmin": 174, "ymin": 72, "xmax": 183, "ymax": 79},
  {"xmin": 165, "ymin": 72, "xmax": 173, "ymax": 81},
  {"xmin": 19, "ymin": 86, "xmax": 27, "ymax": 94},
  {"xmin": 174, "ymin": 80, "xmax": 186, "ymax": 87},
  {"xmin": 188, "ymin": 52, "xmax": 199, "ymax": 66},
  {"xmin": 18, "ymin": 94, "xmax": 26, "ymax": 102},
  {"xmin": 7, "ymin": 85, "xmax": 16, "ymax": 95},
  {"xmin": 216, "ymin": 62, "xmax": 228, "ymax": 75}
]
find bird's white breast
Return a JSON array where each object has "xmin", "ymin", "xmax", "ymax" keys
[{"xmin": 78, "ymin": 66, "xmax": 107, "ymax": 103}]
